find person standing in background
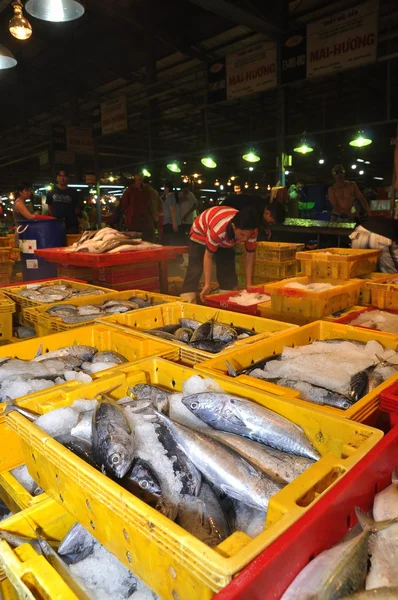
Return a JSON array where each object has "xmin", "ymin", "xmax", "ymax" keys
[
  {"xmin": 329, "ymin": 164, "xmax": 370, "ymax": 223},
  {"xmin": 121, "ymin": 171, "xmax": 154, "ymax": 241},
  {"xmin": 46, "ymin": 170, "xmax": 80, "ymax": 233},
  {"xmin": 162, "ymin": 182, "xmax": 181, "ymax": 245},
  {"xmin": 288, "ymin": 181, "xmax": 306, "ymax": 218},
  {"xmin": 13, "ymin": 183, "xmax": 35, "ymax": 224},
  {"xmin": 143, "ymin": 177, "xmax": 163, "ymax": 240},
  {"xmin": 179, "ymin": 187, "xmax": 198, "ymax": 235}
]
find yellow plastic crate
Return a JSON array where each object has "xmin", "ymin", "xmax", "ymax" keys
[
  {"xmin": 296, "ymin": 248, "xmax": 380, "ymax": 279},
  {"xmin": 236, "ymin": 260, "xmax": 299, "ymax": 280},
  {"xmin": 0, "ymin": 237, "xmax": 12, "ymax": 248},
  {"xmin": 66, "ymin": 234, "xmax": 81, "ymax": 246},
  {"xmin": 236, "ymin": 242, "xmax": 305, "ymax": 262},
  {"xmin": 24, "ymin": 289, "xmax": 181, "ymax": 336},
  {"xmin": 0, "ymin": 293, "xmax": 15, "ymax": 341},
  {"xmin": 0, "ymin": 323, "xmax": 178, "ymax": 472},
  {"xmin": 1, "ymin": 279, "xmax": 112, "ymax": 311},
  {"xmin": 263, "ymin": 276, "xmax": 363, "ymax": 319},
  {"xmin": 0, "ymin": 576, "xmax": 18, "ymax": 600},
  {"xmin": 99, "ymin": 301, "xmax": 297, "ymax": 365},
  {"xmin": 6, "ymin": 358, "xmax": 383, "ymax": 599},
  {"xmin": 358, "ymin": 272, "xmax": 386, "ymax": 305},
  {"xmin": 366, "ymin": 274, "xmax": 398, "ymax": 309},
  {"xmin": 0, "ymin": 462, "xmax": 47, "ymax": 513},
  {"xmin": 259, "ymin": 302, "xmax": 365, "ymax": 326},
  {"xmin": 195, "ymin": 320, "xmax": 398, "ymax": 422},
  {"xmin": 0, "ymin": 499, "xmax": 78, "ymax": 600}
]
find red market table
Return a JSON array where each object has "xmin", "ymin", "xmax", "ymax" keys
[{"xmin": 34, "ymin": 246, "xmax": 188, "ymax": 294}]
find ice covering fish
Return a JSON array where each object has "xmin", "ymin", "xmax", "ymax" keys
[
  {"xmin": 230, "ymin": 339, "xmax": 398, "ymax": 410},
  {"xmin": 0, "ymin": 344, "xmax": 128, "ymax": 403},
  {"xmin": 280, "ymin": 470, "xmax": 398, "ymax": 599},
  {"xmin": 8, "ymin": 375, "xmax": 320, "ymax": 547}
]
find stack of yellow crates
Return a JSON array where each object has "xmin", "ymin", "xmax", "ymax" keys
[{"xmin": 235, "ymin": 242, "xmax": 304, "ymax": 286}]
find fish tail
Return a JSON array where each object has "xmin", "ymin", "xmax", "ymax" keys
[
  {"xmin": 226, "ymin": 360, "xmax": 238, "ymax": 377},
  {"xmin": 355, "ymin": 507, "xmax": 398, "ymax": 533},
  {"xmin": 35, "ymin": 343, "xmax": 43, "ymax": 358},
  {"xmin": 2, "ymin": 396, "xmax": 16, "ymax": 416}
]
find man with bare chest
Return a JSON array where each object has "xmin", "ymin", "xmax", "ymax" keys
[{"xmin": 329, "ymin": 164, "xmax": 370, "ymax": 223}]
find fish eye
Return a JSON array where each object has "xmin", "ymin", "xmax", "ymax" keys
[
  {"xmin": 112, "ymin": 453, "xmax": 121, "ymax": 465},
  {"xmin": 139, "ymin": 480, "xmax": 149, "ymax": 489},
  {"xmin": 190, "ymin": 402, "xmax": 198, "ymax": 409}
]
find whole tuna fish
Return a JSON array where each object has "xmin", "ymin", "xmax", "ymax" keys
[
  {"xmin": 33, "ymin": 346, "xmax": 97, "ymax": 362},
  {"xmin": 92, "ymin": 400, "xmax": 135, "ymax": 478},
  {"xmin": 182, "ymin": 392, "xmax": 320, "ymax": 461},
  {"xmin": 58, "ymin": 523, "xmax": 95, "ymax": 564},
  {"xmin": 156, "ymin": 414, "xmax": 283, "ymax": 511},
  {"xmin": 205, "ymin": 429, "xmax": 314, "ymax": 484},
  {"xmin": 281, "ymin": 509, "xmax": 398, "ymax": 600}
]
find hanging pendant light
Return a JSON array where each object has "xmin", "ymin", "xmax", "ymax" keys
[
  {"xmin": 349, "ymin": 130, "xmax": 372, "ymax": 147},
  {"xmin": 9, "ymin": 1, "xmax": 32, "ymax": 40},
  {"xmin": 167, "ymin": 162, "xmax": 181, "ymax": 173},
  {"xmin": 142, "ymin": 168, "xmax": 151, "ymax": 177},
  {"xmin": 0, "ymin": 45, "xmax": 17, "ymax": 69},
  {"xmin": 242, "ymin": 150, "xmax": 260, "ymax": 163},
  {"xmin": 26, "ymin": 0, "xmax": 84, "ymax": 22},
  {"xmin": 201, "ymin": 155, "xmax": 217, "ymax": 169},
  {"xmin": 294, "ymin": 134, "xmax": 313, "ymax": 154}
]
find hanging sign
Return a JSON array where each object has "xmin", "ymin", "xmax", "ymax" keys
[
  {"xmin": 280, "ymin": 28, "xmax": 307, "ymax": 84},
  {"xmin": 208, "ymin": 42, "xmax": 277, "ymax": 104},
  {"xmin": 101, "ymin": 96, "xmax": 128, "ymax": 135},
  {"xmin": 67, "ymin": 127, "xmax": 94, "ymax": 154},
  {"xmin": 307, "ymin": 0, "xmax": 378, "ymax": 78}
]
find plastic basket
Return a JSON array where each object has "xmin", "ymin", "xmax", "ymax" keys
[
  {"xmin": 0, "ymin": 293, "xmax": 15, "ymax": 341},
  {"xmin": 1, "ymin": 279, "xmax": 111, "ymax": 310},
  {"xmin": 258, "ymin": 301, "xmax": 317, "ymax": 326},
  {"xmin": 0, "ymin": 249, "xmax": 12, "ymax": 264},
  {"xmin": 334, "ymin": 306, "xmax": 398, "ymax": 337},
  {"xmin": 0, "ymin": 237, "xmax": 12, "ymax": 248},
  {"xmin": 0, "ymin": 462, "xmax": 47, "ymax": 513},
  {"xmin": 205, "ymin": 285, "xmax": 272, "ymax": 316},
  {"xmin": 66, "ymin": 233, "xmax": 81, "ymax": 246},
  {"xmin": 24, "ymin": 289, "xmax": 180, "ymax": 336},
  {"xmin": 92, "ymin": 277, "xmax": 161, "ymax": 292},
  {"xmin": 214, "ymin": 422, "xmax": 398, "ymax": 600},
  {"xmin": 0, "ymin": 323, "xmax": 178, "ymax": 472},
  {"xmin": 236, "ymin": 242, "xmax": 305, "ymax": 262},
  {"xmin": 263, "ymin": 276, "xmax": 363, "ymax": 319},
  {"xmin": 366, "ymin": 274, "xmax": 398, "ymax": 309},
  {"xmin": 0, "ymin": 499, "xmax": 78, "ymax": 600},
  {"xmin": 296, "ymin": 248, "xmax": 380, "ymax": 279},
  {"xmin": 0, "ymin": 575, "xmax": 18, "ymax": 600},
  {"xmin": 379, "ymin": 380, "xmax": 398, "ymax": 428},
  {"xmin": 96, "ymin": 263, "xmax": 159, "ymax": 283},
  {"xmin": 195, "ymin": 320, "xmax": 398, "ymax": 422},
  {"xmin": 236, "ymin": 260, "xmax": 299, "ymax": 280},
  {"xmin": 358, "ymin": 272, "xmax": 386, "ymax": 304},
  {"xmin": 100, "ymin": 301, "xmax": 297, "ymax": 365},
  {"xmin": 57, "ymin": 264, "xmax": 96, "ymax": 282},
  {"xmin": 6, "ymin": 358, "xmax": 383, "ymax": 599}
]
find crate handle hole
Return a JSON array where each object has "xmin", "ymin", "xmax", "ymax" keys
[
  {"xmin": 169, "ymin": 566, "xmax": 177, "ymax": 579},
  {"xmin": 172, "ymin": 591, "xmax": 180, "ymax": 600},
  {"xmin": 36, "ymin": 472, "xmax": 40, "ymax": 480},
  {"xmin": 55, "ymin": 474, "xmax": 60, "ymax": 483},
  {"xmin": 86, "ymin": 499, "xmax": 91, "ymax": 510},
  {"xmin": 90, "ymin": 520, "xmax": 96, "ymax": 530},
  {"xmin": 123, "ymin": 528, "xmax": 129, "ymax": 542},
  {"xmin": 59, "ymin": 494, "xmax": 64, "ymax": 502},
  {"xmin": 126, "ymin": 551, "xmax": 132, "ymax": 563},
  {"xmin": 31, "ymin": 453, "xmax": 36, "ymax": 462}
]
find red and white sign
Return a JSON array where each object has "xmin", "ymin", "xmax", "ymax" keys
[
  {"xmin": 101, "ymin": 96, "xmax": 128, "ymax": 136},
  {"xmin": 226, "ymin": 42, "xmax": 277, "ymax": 99},
  {"xmin": 307, "ymin": 0, "xmax": 378, "ymax": 78},
  {"xmin": 67, "ymin": 127, "xmax": 94, "ymax": 154}
]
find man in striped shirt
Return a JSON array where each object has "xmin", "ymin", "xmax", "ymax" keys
[{"xmin": 181, "ymin": 205, "xmax": 260, "ymax": 302}]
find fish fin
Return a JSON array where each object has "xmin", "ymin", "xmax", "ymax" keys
[
  {"xmin": 355, "ymin": 507, "xmax": 398, "ymax": 533},
  {"xmin": 2, "ymin": 396, "xmax": 16, "ymax": 416},
  {"xmin": 226, "ymin": 360, "xmax": 238, "ymax": 377},
  {"xmin": 392, "ymin": 468, "xmax": 398, "ymax": 486},
  {"xmin": 35, "ymin": 343, "xmax": 43, "ymax": 358}
]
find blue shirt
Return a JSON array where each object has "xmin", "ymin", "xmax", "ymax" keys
[{"xmin": 163, "ymin": 193, "xmax": 181, "ymax": 226}]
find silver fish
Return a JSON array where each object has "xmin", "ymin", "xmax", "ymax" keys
[
  {"xmin": 174, "ymin": 327, "xmax": 193, "ymax": 343},
  {"xmin": 70, "ymin": 411, "xmax": 94, "ymax": 444},
  {"xmin": 156, "ymin": 414, "xmax": 282, "ymax": 511},
  {"xmin": 33, "ymin": 346, "xmax": 97, "ymax": 362},
  {"xmin": 177, "ymin": 483, "xmax": 230, "ymax": 547},
  {"xmin": 189, "ymin": 340, "xmax": 229, "ymax": 354},
  {"xmin": 92, "ymin": 351, "xmax": 128, "ymax": 365},
  {"xmin": 128, "ymin": 296, "xmax": 152, "ymax": 308},
  {"xmin": 92, "ymin": 400, "xmax": 135, "ymax": 478},
  {"xmin": 2, "ymin": 396, "xmax": 39, "ymax": 420},
  {"xmin": 206, "ymin": 430, "xmax": 314, "ymax": 484},
  {"xmin": 179, "ymin": 318, "xmax": 201, "ymax": 330},
  {"xmin": 122, "ymin": 459, "xmax": 162, "ymax": 498},
  {"xmin": 77, "ymin": 305, "xmax": 103, "ymax": 316},
  {"xmin": 128, "ymin": 384, "xmax": 169, "ymax": 413},
  {"xmin": 102, "ymin": 299, "xmax": 139, "ymax": 310},
  {"xmin": 58, "ymin": 523, "xmax": 96, "ymax": 564},
  {"xmin": 212, "ymin": 324, "xmax": 237, "ymax": 343},
  {"xmin": 275, "ymin": 379, "xmax": 354, "ymax": 410},
  {"xmin": 182, "ymin": 392, "xmax": 320, "ymax": 461},
  {"xmin": 190, "ymin": 320, "xmax": 213, "ymax": 342},
  {"xmin": 281, "ymin": 509, "xmax": 398, "ymax": 600}
]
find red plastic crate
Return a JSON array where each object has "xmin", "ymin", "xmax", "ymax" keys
[
  {"xmin": 96, "ymin": 264, "xmax": 159, "ymax": 283},
  {"xmin": 215, "ymin": 425, "xmax": 397, "ymax": 600},
  {"xmin": 35, "ymin": 246, "xmax": 188, "ymax": 267},
  {"xmin": 335, "ymin": 305, "xmax": 398, "ymax": 333},
  {"xmin": 204, "ymin": 286, "xmax": 271, "ymax": 316},
  {"xmin": 57, "ymin": 264, "xmax": 97, "ymax": 282},
  {"xmin": 379, "ymin": 381, "xmax": 398, "ymax": 428}
]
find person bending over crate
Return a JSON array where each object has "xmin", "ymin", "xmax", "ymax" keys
[{"xmin": 180, "ymin": 206, "xmax": 260, "ymax": 303}]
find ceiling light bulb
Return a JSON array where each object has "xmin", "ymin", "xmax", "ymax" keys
[
  {"xmin": 349, "ymin": 131, "xmax": 372, "ymax": 147},
  {"xmin": 9, "ymin": 3, "xmax": 32, "ymax": 40},
  {"xmin": 142, "ymin": 168, "xmax": 151, "ymax": 177},
  {"xmin": 351, "ymin": 164, "xmax": 357, "ymax": 169},
  {"xmin": 201, "ymin": 156, "xmax": 217, "ymax": 169},
  {"xmin": 318, "ymin": 158, "xmax": 325, "ymax": 164},
  {"xmin": 197, "ymin": 179, "xmax": 202, "ymax": 184},
  {"xmin": 242, "ymin": 151, "xmax": 260, "ymax": 163},
  {"xmin": 26, "ymin": 0, "xmax": 84, "ymax": 22},
  {"xmin": 254, "ymin": 184, "xmax": 259, "ymax": 189},
  {"xmin": 285, "ymin": 170, "xmax": 290, "ymax": 175},
  {"xmin": 214, "ymin": 180, "xmax": 219, "ymax": 186},
  {"xmin": 227, "ymin": 181, "xmax": 231, "ymax": 186},
  {"xmin": 249, "ymin": 167, "xmax": 254, "ymax": 172},
  {"xmin": 359, "ymin": 170, "xmax": 364, "ymax": 175},
  {"xmin": 244, "ymin": 183, "xmax": 249, "ymax": 189},
  {"xmin": 267, "ymin": 184, "xmax": 271, "ymax": 190},
  {"xmin": 193, "ymin": 173, "xmax": 199, "ymax": 178},
  {"xmin": 167, "ymin": 163, "xmax": 181, "ymax": 173},
  {"xmin": 230, "ymin": 176, "xmax": 236, "ymax": 181}
]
